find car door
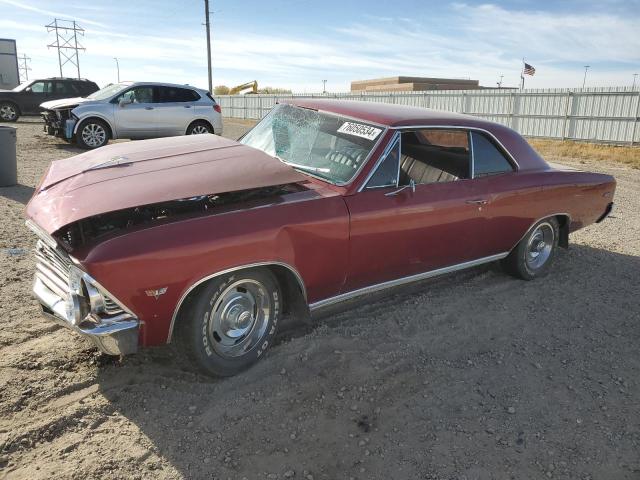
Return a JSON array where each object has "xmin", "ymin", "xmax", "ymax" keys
[
  {"xmin": 21, "ymin": 80, "xmax": 53, "ymax": 113},
  {"xmin": 344, "ymin": 129, "xmax": 490, "ymax": 292},
  {"xmin": 154, "ymin": 86, "xmax": 197, "ymax": 136},
  {"xmin": 112, "ymin": 85, "xmax": 158, "ymax": 138}
]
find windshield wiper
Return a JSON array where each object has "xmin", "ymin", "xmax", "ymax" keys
[{"xmin": 278, "ymin": 158, "xmax": 331, "ymax": 174}]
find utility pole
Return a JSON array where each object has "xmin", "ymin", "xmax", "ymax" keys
[
  {"xmin": 204, "ymin": 0, "xmax": 213, "ymax": 93},
  {"xmin": 113, "ymin": 57, "xmax": 120, "ymax": 83},
  {"xmin": 17, "ymin": 54, "xmax": 31, "ymax": 82},
  {"xmin": 582, "ymin": 65, "xmax": 590, "ymax": 89},
  {"xmin": 633, "ymin": 73, "xmax": 638, "ymax": 90},
  {"xmin": 46, "ymin": 19, "xmax": 85, "ymax": 78},
  {"xmin": 322, "ymin": 79, "xmax": 327, "ymax": 94}
]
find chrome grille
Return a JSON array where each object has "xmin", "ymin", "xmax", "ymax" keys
[{"xmin": 33, "ymin": 239, "xmax": 124, "ymax": 317}]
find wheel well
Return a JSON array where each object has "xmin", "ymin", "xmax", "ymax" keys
[
  {"xmin": 169, "ymin": 264, "xmax": 310, "ymax": 343},
  {"xmin": 187, "ymin": 119, "xmax": 214, "ymax": 133},
  {"xmin": 555, "ymin": 214, "xmax": 570, "ymax": 248},
  {"xmin": 77, "ymin": 117, "xmax": 113, "ymax": 138}
]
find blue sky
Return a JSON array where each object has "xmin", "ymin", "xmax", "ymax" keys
[{"xmin": 2, "ymin": 0, "xmax": 639, "ymax": 92}]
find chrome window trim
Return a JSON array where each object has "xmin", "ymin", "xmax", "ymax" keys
[
  {"xmin": 309, "ymin": 252, "xmax": 509, "ymax": 311},
  {"xmin": 469, "ymin": 130, "xmax": 475, "ymax": 179},
  {"xmin": 359, "ymin": 131, "xmax": 401, "ymax": 191},
  {"xmin": 167, "ymin": 261, "xmax": 307, "ymax": 343},
  {"xmin": 388, "ymin": 125, "xmax": 520, "ymax": 171}
]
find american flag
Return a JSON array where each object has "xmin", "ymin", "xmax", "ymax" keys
[{"xmin": 523, "ymin": 63, "xmax": 536, "ymax": 76}]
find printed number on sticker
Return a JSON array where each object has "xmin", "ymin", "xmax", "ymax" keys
[{"xmin": 337, "ymin": 122, "xmax": 382, "ymax": 141}]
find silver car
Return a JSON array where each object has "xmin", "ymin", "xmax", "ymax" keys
[{"xmin": 40, "ymin": 82, "xmax": 224, "ymax": 149}]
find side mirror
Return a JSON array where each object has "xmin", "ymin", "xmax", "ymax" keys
[
  {"xmin": 119, "ymin": 98, "xmax": 132, "ymax": 107},
  {"xmin": 25, "ymin": 87, "xmax": 32, "ymax": 93},
  {"xmin": 385, "ymin": 179, "xmax": 416, "ymax": 197}
]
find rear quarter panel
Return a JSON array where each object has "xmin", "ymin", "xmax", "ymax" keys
[
  {"xmin": 481, "ymin": 169, "xmax": 615, "ymax": 255},
  {"xmin": 74, "ymin": 193, "xmax": 349, "ymax": 346}
]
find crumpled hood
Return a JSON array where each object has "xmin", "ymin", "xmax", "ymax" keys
[
  {"xmin": 26, "ymin": 134, "xmax": 307, "ymax": 234},
  {"xmin": 40, "ymin": 96, "xmax": 90, "ymax": 110}
]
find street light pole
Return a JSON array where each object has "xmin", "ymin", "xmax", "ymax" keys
[
  {"xmin": 497, "ymin": 74, "xmax": 503, "ymax": 89},
  {"xmin": 113, "ymin": 57, "xmax": 120, "ymax": 83},
  {"xmin": 582, "ymin": 65, "xmax": 590, "ymax": 89},
  {"xmin": 633, "ymin": 73, "xmax": 638, "ymax": 90},
  {"xmin": 322, "ymin": 79, "xmax": 327, "ymax": 94},
  {"xmin": 204, "ymin": 0, "xmax": 213, "ymax": 93}
]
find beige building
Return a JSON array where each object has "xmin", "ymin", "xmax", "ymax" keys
[{"xmin": 351, "ymin": 76, "xmax": 484, "ymax": 92}]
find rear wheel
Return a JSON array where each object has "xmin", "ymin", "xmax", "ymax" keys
[
  {"xmin": 177, "ymin": 268, "xmax": 281, "ymax": 377},
  {"xmin": 76, "ymin": 118, "xmax": 110, "ymax": 149},
  {"xmin": 186, "ymin": 120, "xmax": 213, "ymax": 135},
  {"xmin": 0, "ymin": 102, "xmax": 19, "ymax": 122},
  {"xmin": 502, "ymin": 218, "xmax": 559, "ymax": 280}
]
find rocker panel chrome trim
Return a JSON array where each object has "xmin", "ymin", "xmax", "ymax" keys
[
  {"xmin": 167, "ymin": 261, "xmax": 307, "ymax": 343},
  {"xmin": 309, "ymin": 252, "xmax": 509, "ymax": 311}
]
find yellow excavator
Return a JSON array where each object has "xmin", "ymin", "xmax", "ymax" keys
[{"xmin": 229, "ymin": 81, "xmax": 258, "ymax": 95}]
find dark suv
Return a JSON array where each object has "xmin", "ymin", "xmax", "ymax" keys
[{"xmin": 0, "ymin": 77, "xmax": 99, "ymax": 122}]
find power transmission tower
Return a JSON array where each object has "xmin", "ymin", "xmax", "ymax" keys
[
  {"xmin": 204, "ymin": 0, "xmax": 213, "ymax": 93},
  {"xmin": 46, "ymin": 19, "xmax": 85, "ymax": 78},
  {"xmin": 18, "ymin": 54, "xmax": 32, "ymax": 82}
]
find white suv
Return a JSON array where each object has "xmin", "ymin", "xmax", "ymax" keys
[{"xmin": 40, "ymin": 82, "xmax": 224, "ymax": 149}]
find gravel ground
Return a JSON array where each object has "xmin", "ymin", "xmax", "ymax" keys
[{"xmin": 0, "ymin": 117, "xmax": 638, "ymax": 480}]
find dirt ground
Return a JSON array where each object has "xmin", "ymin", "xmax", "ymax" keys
[{"xmin": 0, "ymin": 117, "xmax": 638, "ymax": 480}]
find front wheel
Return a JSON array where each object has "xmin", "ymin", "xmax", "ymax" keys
[
  {"xmin": 0, "ymin": 102, "xmax": 19, "ymax": 122},
  {"xmin": 177, "ymin": 268, "xmax": 281, "ymax": 376},
  {"xmin": 76, "ymin": 118, "xmax": 110, "ymax": 149},
  {"xmin": 502, "ymin": 217, "xmax": 559, "ymax": 280}
]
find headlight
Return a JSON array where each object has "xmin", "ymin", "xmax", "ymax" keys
[{"xmin": 68, "ymin": 265, "xmax": 107, "ymax": 325}]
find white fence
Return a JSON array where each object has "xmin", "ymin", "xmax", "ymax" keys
[{"xmin": 218, "ymin": 87, "xmax": 640, "ymax": 145}]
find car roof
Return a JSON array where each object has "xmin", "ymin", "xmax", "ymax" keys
[
  {"xmin": 40, "ymin": 77, "xmax": 96, "ymax": 82},
  {"xmin": 128, "ymin": 81, "xmax": 207, "ymax": 93},
  {"xmin": 281, "ymin": 98, "xmax": 550, "ymax": 172}
]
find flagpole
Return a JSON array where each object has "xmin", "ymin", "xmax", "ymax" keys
[{"xmin": 520, "ymin": 58, "xmax": 525, "ymax": 91}]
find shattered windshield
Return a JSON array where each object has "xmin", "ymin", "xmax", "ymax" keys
[{"xmin": 240, "ymin": 103, "xmax": 384, "ymax": 184}]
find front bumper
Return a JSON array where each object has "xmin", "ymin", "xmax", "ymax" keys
[
  {"xmin": 34, "ymin": 276, "xmax": 139, "ymax": 355},
  {"xmin": 28, "ymin": 221, "xmax": 139, "ymax": 356}
]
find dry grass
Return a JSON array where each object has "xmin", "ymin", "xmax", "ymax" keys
[{"xmin": 528, "ymin": 138, "xmax": 640, "ymax": 169}]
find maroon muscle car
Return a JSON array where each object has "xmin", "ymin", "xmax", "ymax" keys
[{"xmin": 25, "ymin": 99, "xmax": 616, "ymax": 376}]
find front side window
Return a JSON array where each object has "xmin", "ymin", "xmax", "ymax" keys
[
  {"xmin": 471, "ymin": 132, "xmax": 514, "ymax": 177},
  {"xmin": 115, "ymin": 86, "xmax": 154, "ymax": 104},
  {"xmin": 240, "ymin": 103, "xmax": 384, "ymax": 184},
  {"xmin": 29, "ymin": 81, "xmax": 52, "ymax": 94},
  {"xmin": 399, "ymin": 129, "xmax": 470, "ymax": 185}
]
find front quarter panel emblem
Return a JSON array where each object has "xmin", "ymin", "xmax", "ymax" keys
[{"xmin": 145, "ymin": 287, "xmax": 168, "ymax": 300}]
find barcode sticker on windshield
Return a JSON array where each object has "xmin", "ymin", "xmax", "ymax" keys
[{"xmin": 337, "ymin": 122, "xmax": 382, "ymax": 141}]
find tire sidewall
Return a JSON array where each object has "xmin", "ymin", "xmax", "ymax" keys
[
  {"xmin": 0, "ymin": 102, "xmax": 19, "ymax": 122},
  {"xmin": 520, "ymin": 218, "xmax": 559, "ymax": 279},
  {"xmin": 187, "ymin": 269, "xmax": 281, "ymax": 376},
  {"xmin": 76, "ymin": 118, "xmax": 110, "ymax": 149}
]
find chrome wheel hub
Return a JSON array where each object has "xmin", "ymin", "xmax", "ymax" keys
[
  {"xmin": 81, "ymin": 123, "xmax": 106, "ymax": 147},
  {"xmin": 209, "ymin": 279, "xmax": 271, "ymax": 357},
  {"xmin": 526, "ymin": 222, "xmax": 554, "ymax": 270},
  {"xmin": 0, "ymin": 105, "xmax": 16, "ymax": 120}
]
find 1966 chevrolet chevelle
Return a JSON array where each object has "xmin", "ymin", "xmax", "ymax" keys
[{"xmin": 25, "ymin": 99, "xmax": 615, "ymax": 376}]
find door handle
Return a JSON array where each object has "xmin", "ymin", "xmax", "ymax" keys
[
  {"xmin": 466, "ymin": 199, "xmax": 488, "ymax": 205},
  {"xmin": 145, "ymin": 106, "xmax": 154, "ymax": 110}
]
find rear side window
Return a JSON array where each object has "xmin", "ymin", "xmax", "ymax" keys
[
  {"xmin": 471, "ymin": 132, "xmax": 514, "ymax": 177},
  {"xmin": 157, "ymin": 87, "xmax": 200, "ymax": 102}
]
